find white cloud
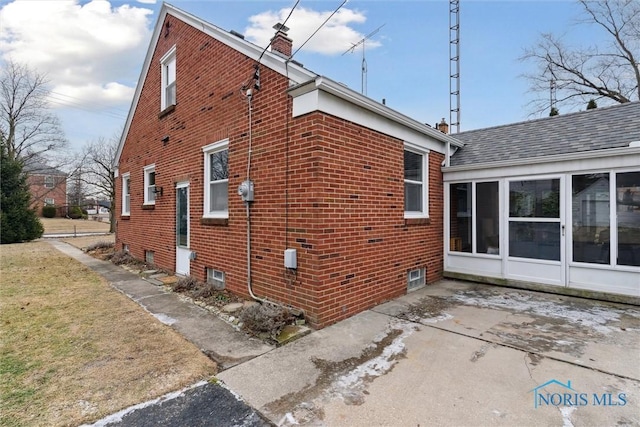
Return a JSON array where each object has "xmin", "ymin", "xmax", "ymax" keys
[
  {"xmin": 244, "ymin": 6, "xmax": 381, "ymax": 56},
  {"xmin": 51, "ymin": 82, "xmax": 135, "ymax": 108},
  {"xmin": 0, "ymin": 0, "xmax": 153, "ymax": 107}
]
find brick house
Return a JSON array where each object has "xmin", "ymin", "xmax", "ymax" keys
[
  {"xmin": 24, "ymin": 161, "xmax": 67, "ymax": 216},
  {"xmin": 114, "ymin": 3, "xmax": 462, "ymax": 328}
]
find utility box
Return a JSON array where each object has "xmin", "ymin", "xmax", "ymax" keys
[
  {"xmin": 284, "ymin": 248, "xmax": 297, "ymax": 269},
  {"xmin": 238, "ymin": 180, "xmax": 254, "ymax": 202}
]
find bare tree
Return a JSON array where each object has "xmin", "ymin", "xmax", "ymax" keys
[
  {"xmin": 521, "ymin": 0, "xmax": 640, "ymax": 114},
  {"xmin": 72, "ymin": 136, "xmax": 118, "ymax": 233},
  {"xmin": 0, "ymin": 59, "xmax": 67, "ymax": 166}
]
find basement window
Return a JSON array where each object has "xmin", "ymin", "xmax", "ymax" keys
[
  {"xmin": 407, "ymin": 268, "xmax": 425, "ymax": 291},
  {"xmin": 145, "ymin": 250, "xmax": 154, "ymax": 265},
  {"xmin": 206, "ymin": 268, "xmax": 225, "ymax": 290}
]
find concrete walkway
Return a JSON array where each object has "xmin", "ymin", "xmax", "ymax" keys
[
  {"xmin": 218, "ymin": 283, "xmax": 640, "ymax": 426},
  {"xmin": 50, "ymin": 240, "xmax": 640, "ymax": 426},
  {"xmin": 48, "ymin": 240, "xmax": 273, "ymax": 369}
]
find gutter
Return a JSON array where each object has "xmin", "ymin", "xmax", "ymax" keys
[{"xmin": 443, "ymin": 146, "xmax": 640, "ymax": 173}]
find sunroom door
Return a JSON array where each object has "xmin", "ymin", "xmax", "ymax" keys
[
  {"xmin": 506, "ymin": 177, "xmax": 565, "ymax": 286},
  {"xmin": 176, "ymin": 182, "xmax": 190, "ymax": 276}
]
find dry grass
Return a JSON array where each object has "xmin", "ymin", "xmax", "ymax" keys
[
  {"xmin": 60, "ymin": 235, "xmax": 115, "ymax": 251},
  {"xmin": 0, "ymin": 242, "xmax": 217, "ymax": 427},
  {"xmin": 40, "ymin": 218, "xmax": 111, "ymax": 234}
]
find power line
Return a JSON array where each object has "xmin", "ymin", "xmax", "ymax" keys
[
  {"xmin": 290, "ymin": 0, "xmax": 348, "ymax": 59},
  {"xmin": 257, "ymin": 0, "xmax": 300, "ymax": 63},
  {"xmin": 34, "ymin": 87, "xmax": 130, "ymax": 115},
  {"xmin": 46, "ymin": 95, "xmax": 127, "ymax": 120},
  {"xmin": 34, "ymin": 88, "xmax": 128, "ymax": 120}
]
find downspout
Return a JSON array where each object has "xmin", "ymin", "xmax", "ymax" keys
[{"xmin": 445, "ymin": 140, "xmax": 451, "ymax": 167}]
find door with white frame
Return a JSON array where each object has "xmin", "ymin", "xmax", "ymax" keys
[
  {"xmin": 506, "ymin": 176, "xmax": 565, "ymax": 286},
  {"xmin": 176, "ymin": 182, "xmax": 190, "ymax": 276}
]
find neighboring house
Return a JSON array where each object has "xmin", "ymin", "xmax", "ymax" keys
[
  {"xmin": 114, "ymin": 4, "xmax": 462, "ymax": 328},
  {"xmin": 86, "ymin": 200, "xmax": 111, "ymax": 215},
  {"xmin": 443, "ymin": 102, "xmax": 640, "ymax": 299},
  {"xmin": 24, "ymin": 161, "xmax": 68, "ymax": 216}
]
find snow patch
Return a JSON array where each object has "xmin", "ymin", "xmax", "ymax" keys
[
  {"xmin": 152, "ymin": 312, "xmax": 177, "ymax": 325},
  {"xmin": 422, "ymin": 312, "xmax": 454, "ymax": 323},
  {"xmin": 559, "ymin": 406, "xmax": 576, "ymax": 427},
  {"xmin": 278, "ymin": 412, "xmax": 299, "ymax": 426},
  {"xmin": 450, "ymin": 292, "xmax": 629, "ymax": 334},
  {"xmin": 331, "ymin": 320, "xmax": 417, "ymax": 402}
]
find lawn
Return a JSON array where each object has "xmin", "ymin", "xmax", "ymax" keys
[
  {"xmin": 40, "ymin": 217, "xmax": 111, "ymax": 234},
  {"xmin": 0, "ymin": 241, "xmax": 217, "ymax": 427}
]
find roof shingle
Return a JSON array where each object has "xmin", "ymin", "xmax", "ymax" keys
[{"xmin": 450, "ymin": 102, "xmax": 640, "ymax": 167}]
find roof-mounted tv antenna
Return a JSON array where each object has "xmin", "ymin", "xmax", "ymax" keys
[{"xmin": 342, "ymin": 24, "xmax": 385, "ymax": 96}]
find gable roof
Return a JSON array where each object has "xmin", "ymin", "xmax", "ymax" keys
[
  {"xmin": 449, "ymin": 101, "xmax": 640, "ymax": 167},
  {"xmin": 23, "ymin": 160, "xmax": 67, "ymax": 177},
  {"xmin": 114, "ymin": 2, "xmax": 460, "ymax": 168}
]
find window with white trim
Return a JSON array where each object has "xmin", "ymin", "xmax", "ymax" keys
[
  {"xmin": 122, "ymin": 172, "xmax": 131, "ymax": 215},
  {"xmin": 44, "ymin": 176, "xmax": 54, "ymax": 188},
  {"xmin": 202, "ymin": 140, "xmax": 229, "ymax": 218},
  {"xmin": 144, "ymin": 165, "xmax": 156, "ymax": 205},
  {"xmin": 160, "ymin": 46, "xmax": 176, "ymax": 110},
  {"xmin": 44, "ymin": 198, "xmax": 54, "ymax": 206},
  {"xmin": 404, "ymin": 147, "xmax": 428, "ymax": 217}
]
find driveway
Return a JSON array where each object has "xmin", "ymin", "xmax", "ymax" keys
[{"xmin": 217, "ymin": 280, "xmax": 640, "ymax": 426}]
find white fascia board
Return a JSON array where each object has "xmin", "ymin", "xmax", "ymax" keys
[
  {"xmin": 443, "ymin": 147, "xmax": 640, "ymax": 182},
  {"xmin": 168, "ymin": 5, "xmax": 314, "ymax": 83},
  {"xmin": 290, "ymin": 77, "xmax": 461, "ymax": 154},
  {"xmin": 114, "ymin": 3, "xmax": 316, "ymax": 168}
]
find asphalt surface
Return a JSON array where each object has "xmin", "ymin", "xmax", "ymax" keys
[{"xmin": 88, "ymin": 382, "xmax": 272, "ymax": 427}]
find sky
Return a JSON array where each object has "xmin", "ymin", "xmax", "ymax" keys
[{"xmin": 0, "ymin": 0, "xmax": 613, "ymax": 155}]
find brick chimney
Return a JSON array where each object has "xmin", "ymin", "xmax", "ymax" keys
[
  {"xmin": 437, "ymin": 118, "xmax": 449, "ymax": 134},
  {"xmin": 270, "ymin": 23, "xmax": 292, "ymax": 57}
]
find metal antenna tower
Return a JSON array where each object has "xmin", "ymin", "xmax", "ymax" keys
[
  {"xmin": 342, "ymin": 24, "xmax": 385, "ymax": 96},
  {"xmin": 449, "ymin": 0, "xmax": 460, "ymax": 133}
]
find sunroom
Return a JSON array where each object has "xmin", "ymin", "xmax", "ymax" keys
[{"xmin": 443, "ymin": 102, "xmax": 640, "ymax": 300}]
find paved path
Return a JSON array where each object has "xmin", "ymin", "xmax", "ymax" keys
[
  {"xmin": 49, "ymin": 240, "xmax": 274, "ymax": 370},
  {"xmin": 86, "ymin": 381, "xmax": 271, "ymax": 427},
  {"xmin": 219, "ymin": 282, "xmax": 640, "ymax": 426},
  {"xmin": 50, "ymin": 240, "xmax": 640, "ymax": 427}
]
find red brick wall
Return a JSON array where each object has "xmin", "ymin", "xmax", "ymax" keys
[
  {"xmin": 116, "ymin": 15, "xmax": 444, "ymax": 329},
  {"xmin": 28, "ymin": 174, "xmax": 67, "ymax": 215}
]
